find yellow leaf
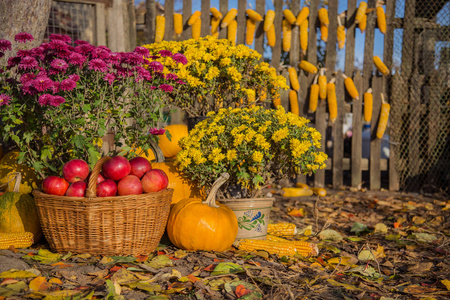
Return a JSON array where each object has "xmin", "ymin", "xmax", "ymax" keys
[
  {"xmin": 99, "ymin": 256, "xmax": 114, "ymax": 264},
  {"xmin": 29, "ymin": 276, "xmax": 51, "ymax": 292},
  {"xmin": 327, "ymin": 279, "xmax": 364, "ymax": 291},
  {"xmin": 48, "ymin": 278, "xmax": 63, "ymax": 285},
  {"xmin": 0, "ymin": 270, "xmax": 38, "ymax": 278},
  {"xmin": 396, "ymin": 217, "xmax": 407, "ymax": 225},
  {"xmin": 327, "ymin": 257, "xmax": 351, "ymax": 265},
  {"xmin": 441, "ymin": 280, "xmax": 450, "ymax": 291},
  {"xmin": 375, "ymin": 245, "xmax": 386, "ymax": 259},
  {"xmin": 412, "ymin": 216, "xmax": 426, "ymax": 225},
  {"xmin": 374, "ymin": 223, "xmax": 388, "ymax": 234},
  {"xmin": 174, "ymin": 250, "xmax": 189, "ymax": 259},
  {"xmin": 288, "ymin": 208, "xmax": 305, "ymax": 217}
]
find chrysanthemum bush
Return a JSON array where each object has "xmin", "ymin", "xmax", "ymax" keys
[
  {"xmin": 143, "ymin": 36, "xmax": 288, "ymax": 117},
  {"xmin": 175, "ymin": 106, "xmax": 328, "ymax": 198},
  {"xmin": 0, "ymin": 32, "xmax": 187, "ymax": 178}
]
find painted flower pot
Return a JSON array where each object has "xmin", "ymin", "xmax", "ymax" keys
[{"xmin": 219, "ymin": 198, "xmax": 275, "ymax": 240}]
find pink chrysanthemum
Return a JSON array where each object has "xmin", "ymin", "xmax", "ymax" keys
[
  {"xmin": 49, "ymin": 39, "xmax": 69, "ymax": 51},
  {"xmin": 59, "ymin": 78, "xmax": 77, "ymax": 91},
  {"xmin": 31, "ymin": 47, "xmax": 45, "ymax": 60},
  {"xmin": 149, "ymin": 128, "xmax": 166, "ymax": 135},
  {"xmin": 50, "ymin": 58, "xmax": 69, "ymax": 72},
  {"xmin": 0, "ymin": 39, "xmax": 12, "ymax": 52},
  {"xmin": 75, "ymin": 44, "xmax": 95, "ymax": 55},
  {"xmin": 122, "ymin": 52, "xmax": 144, "ymax": 66},
  {"xmin": 172, "ymin": 53, "xmax": 188, "ymax": 65},
  {"xmin": 107, "ymin": 52, "xmax": 122, "ymax": 65},
  {"xmin": 148, "ymin": 61, "xmax": 164, "ymax": 72},
  {"xmin": 92, "ymin": 47, "xmax": 111, "ymax": 59},
  {"xmin": 136, "ymin": 67, "xmax": 152, "ymax": 81},
  {"xmin": 33, "ymin": 76, "xmax": 54, "ymax": 92},
  {"xmin": 74, "ymin": 40, "xmax": 89, "ymax": 45},
  {"xmin": 88, "ymin": 58, "xmax": 108, "ymax": 72},
  {"xmin": 16, "ymin": 50, "xmax": 33, "ymax": 57},
  {"xmin": 38, "ymin": 94, "xmax": 53, "ymax": 106},
  {"xmin": 165, "ymin": 73, "xmax": 178, "ymax": 80},
  {"xmin": 0, "ymin": 94, "xmax": 11, "ymax": 106},
  {"xmin": 177, "ymin": 79, "xmax": 186, "ymax": 85},
  {"xmin": 20, "ymin": 73, "xmax": 36, "ymax": 84},
  {"xmin": 51, "ymin": 82, "xmax": 59, "ymax": 94},
  {"xmin": 158, "ymin": 50, "xmax": 173, "ymax": 57},
  {"xmin": 134, "ymin": 46, "xmax": 150, "ymax": 57},
  {"xmin": 7, "ymin": 56, "xmax": 21, "ymax": 68},
  {"xmin": 49, "ymin": 95, "xmax": 66, "ymax": 107},
  {"xmin": 68, "ymin": 52, "xmax": 86, "ymax": 67},
  {"xmin": 103, "ymin": 73, "xmax": 115, "ymax": 85},
  {"xmin": 159, "ymin": 84, "xmax": 173, "ymax": 92},
  {"xmin": 49, "ymin": 33, "xmax": 71, "ymax": 44},
  {"xmin": 68, "ymin": 74, "xmax": 80, "ymax": 82},
  {"xmin": 19, "ymin": 56, "xmax": 38, "ymax": 70},
  {"xmin": 14, "ymin": 32, "xmax": 34, "ymax": 43}
]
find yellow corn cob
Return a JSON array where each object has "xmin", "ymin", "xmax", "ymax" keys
[
  {"xmin": 259, "ymin": 88, "xmax": 267, "ymax": 101},
  {"xmin": 212, "ymin": 30, "xmax": 219, "ymax": 38},
  {"xmin": 359, "ymin": 12, "xmax": 367, "ymax": 33},
  {"xmin": 173, "ymin": 13, "xmax": 183, "ymax": 36},
  {"xmin": 211, "ymin": 16, "xmax": 221, "ymax": 35},
  {"xmin": 227, "ymin": 19, "xmax": 237, "ymax": 46},
  {"xmin": 318, "ymin": 68, "xmax": 327, "ymax": 100},
  {"xmin": 155, "ymin": 15, "xmax": 165, "ymax": 43},
  {"xmin": 246, "ymin": 9, "xmax": 263, "ymax": 22},
  {"xmin": 268, "ymin": 223, "xmax": 297, "ymax": 236},
  {"xmin": 188, "ymin": 11, "xmax": 201, "ymax": 26},
  {"xmin": 289, "ymin": 90, "xmax": 299, "ymax": 115},
  {"xmin": 376, "ymin": 4, "xmax": 386, "ymax": 34},
  {"xmin": 343, "ymin": 74, "xmax": 359, "ymax": 100},
  {"xmin": 282, "ymin": 19, "xmax": 292, "ymax": 52},
  {"xmin": 288, "ymin": 67, "xmax": 300, "ymax": 91},
  {"xmin": 300, "ymin": 19, "xmax": 308, "ymax": 55},
  {"xmin": 192, "ymin": 17, "xmax": 201, "ymax": 40},
  {"xmin": 311, "ymin": 187, "xmax": 327, "ymax": 196},
  {"xmin": 337, "ymin": 15, "xmax": 346, "ymax": 49},
  {"xmin": 320, "ymin": 24, "xmax": 328, "ymax": 42},
  {"xmin": 0, "ymin": 232, "xmax": 34, "ymax": 249},
  {"xmin": 264, "ymin": 10, "xmax": 276, "ymax": 32},
  {"xmin": 295, "ymin": 7, "xmax": 309, "ymax": 25},
  {"xmin": 376, "ymin": 93, "xmax": 390, "ymax": 139},
  {"xmin": 267, "ymin": 23, "xmax": 276, "ymax": 47},
  {"xmin": 355, "ymin": 1, "xmax": 368, "ymax": 24},
  {"xmin": 373, "ymin": 56, "xmax": 389, "ymax": 75},
  {"xmin": 282, "ymin": 187, "xmax": 314, "ymax": 197},
  {"xmin": 364, "ymin": 88, "xmax": 373, "ymax": 124},
  {"xmin": 266, "ymin": 234, "xmax": 288, "ymax": 242},
  {"xmin": 309, "ymin": 74, "xmax": 319, "ymax": 113},
  {"xmin": 299, "ymin": 60, "xmax": 318, "ymax": 74},
  {"xmin": 273, "ymin": 97, "xmax": 281, "ymax": 108},
  {"xmin": 318, "ymin": 8, "xmax": 329, "ymax": 27},
  {"xmin": 221, "ymin": 8, "xmax": 238, "ymax": 28},
  {"xmin": 295, "ymin": 182, "xmax": 309, "ymax": 189},
  {"xmin": 237, "ymin": 239, "xmax": 318, "ymax": 257},
  {"xmin": 246, "ymin": 18, "xmax": 256, "ymax": 45},
  {"xmin": 283, "ymin": 9, "xmax": 297, "ymax": 25},
  {"xmin": 210, "ymin": 7, "xmax": 223, "ymax": 20},
  {"xmin": 327, "ymin": 77, "xmax": 337, "ymax": 124}
]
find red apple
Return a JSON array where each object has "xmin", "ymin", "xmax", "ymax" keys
[
  {"xmin": 141, "ymin": 169, "xmax": 168, "ymax": 193},
  {"xmin": 62, "ymin": 159, "xmax": 90, "ymax": 183},
  {"xmin": 117, "ymin": 175, "xmax": 143, "ymax": 195},
  {"xmin": 87, "ymin": 172, "xmax": 106, "ymax": 184},
  {"xmin": 43, "ymin": 176, "xmax": 69, "ymax": 196},
  {"xmin": 129, "ymin": 157, "xmax": 152, "ymax": 179},
  {"xmin": 65, "ymin": 181, "xmax": 87, "ymax": 197},
  {"xmin": 102, "ymin": 156, "xmax": 131, "ymax": 181},
  {"xmin": 96, "ymin": 179, "xmax": 117, "ymax": 197}
]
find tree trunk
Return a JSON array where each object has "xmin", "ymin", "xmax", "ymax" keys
[
  {"xmin": 0, "ymin": 0, "xmax": 52, "ymax": 60},
  {"xmin": 145, "ymin": 0, "xmax": 156, "ymax": 44}
]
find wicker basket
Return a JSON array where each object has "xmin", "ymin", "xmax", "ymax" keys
[{"xmin": 32, "ymin": 156, "xmax": 173, "ymax": 256}]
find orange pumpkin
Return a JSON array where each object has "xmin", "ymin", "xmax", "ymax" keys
[
  {"xmin": 158, "ymin": 124, "xmax": 188, "ymax": 158},
  {"xmin": 166, "ymin": 173, "xmax": 238, "ymax": 251}
]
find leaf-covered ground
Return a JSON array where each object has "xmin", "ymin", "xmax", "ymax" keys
[{"xmin": 0, "ymin": 188, "xmax": 449, "ymax": 300}]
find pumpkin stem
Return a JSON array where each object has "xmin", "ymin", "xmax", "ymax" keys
[
  {"xmin": 202, "ymin": 173, "xmax": 230, "ymax": 208},
  {"xmin": 148, "ymin": 139, "xmax": 165, "ymax": 163},
  {"xmin": 1, "ymin": 172, "xmax": 22, "ymax": 193}
]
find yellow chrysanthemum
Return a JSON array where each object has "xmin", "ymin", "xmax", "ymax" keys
[
  {"xmin": 252, "ymin": 151, "xmax": 264, "ymax": 163},
  {"xmin": 227, "ymin": 149, "xmax": 237, "ymax": 161},
  {"xmin": 272, "ymin": 127, "xmax": 289, "ymax": 142}
]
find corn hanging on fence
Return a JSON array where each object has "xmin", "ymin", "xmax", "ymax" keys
[
  {"xmin": 355, "ymin": 1, "xmax": 368, "ymax": 24},
  {"xmin": 0, "ymin": 232, "xmax": 34, "ymax": 249},
  {"xmin": 155, "ymin": 15, "xmax": 165, "ymax": 43},
  {"xmin": 174, "ymin": 13, "xmax": 183, "ymax": 36},
  {"xmin": 376, "ymin": 1, "xmax": 386, "ymax": 34},
  {"xmin": 282, "ymin": 187, "xmax": 313, "ymax": 197},
  {"xmin": 289, "ymin": 90, "xmax": 299, "ymax": 115},
  {"xmin": 327, "ymin": 77, "xmax": 338, "ymax": 124},
  {"xmin": 268, "ymin": 223, "xmax": 297, "ymax": 237},
  {"xmin": 211, "ymin": 16, "xmax": 221, "ymax": 35},
  {"xmin": 311, "ymin": 187, "xmax": 327, "ymax": 197},
  {"xmin": 288, "ymin": 67, "xmax": 300, "ymax": 91},
  {"xmin": 373, "ymin": 56, "xmax": 390, "ymax": 75},
  {"xmin": 295, "ymin": 182, "xmax": 309, "ymax": 189},
  {"xmin": 359, "ymin": 13, "xmax": 367, "ymax": 33},
  {"xmin": 309, "ymin": 74, "xmax": 319, "ymax": 113},
  {"xmin": 210, "ymin": 7, "xmax": 223, "ymax": 20},
  {"xmin": 364, "ymin": 88, "xmax": 373, "ymax": 124},
  {"xmin": 264, "ymin": 10, "xmax": 276, "ymax": 32},
  {"xmin": 299, "ymin": 60, "xmax": 318, "ymax": 74},
  {"xmin": 246, "ymin": 9, "xmax": 263, "ymax": 22},
  {"xmin": 300, "ymin": 19, "xmax": 308, "ymax": 55},
  {"xmin": 376, "ymin": 93, "xmax": 390, "ymax": 139},
  {"xmin": 192, "ymin": 17, "xmax": 201, "ymax": 40},
  {"xmin": 221, "ymin": 8, "xmax": 238, "ymax": 28},
  {"xmin": 267, "ymin": 23, "xmax": 276, "ymax": 47},
  {"xmin": 246, "ymin": 19, "xmax": 256, "ymax": 45},
  {"xmin": 343, "ymin": 74, "xmax": 359, "ymax": 100},
  {"xmin": 188, "ymin": 11, "xmax": 201, "ymax": 26},
  {"xmin": 282, "ymin": 19, "xmax": 292, "ymax": 52},
  {"xmin": 337, "ymin": 14, "xmax": 346, "ymax": 49},
  {"xmin": 320, "ymin": 24, "xmax": 328, "ymax": 42},
  {"xmin": 283, "ymin": 9, "xmax": 297, "ymax": 25},
  {"xmin": 227, "ymin": 20, "xmax": 237, "ymax": 46},
  {"xmin": 273, "ymin": 97, "xmax": 281, "ymax": 108},
  {"xmin": 295, "ymin": 7, "xmax": 309, "ymax": 26},
  {"xmin": 318, "ymin": 68, "xmax": 327, "ymax": 100},
  {"xmin": 236, "ymin": 239, "xmax": 318, "ymax": 257},
  {"xmin": 318, "ymin": 8, "xmax": 329, "ymax": 27}
]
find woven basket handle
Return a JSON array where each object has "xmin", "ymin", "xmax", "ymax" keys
[{"xmin": 86, "ymin": 156, "xmax": 111, "ymax": 198}]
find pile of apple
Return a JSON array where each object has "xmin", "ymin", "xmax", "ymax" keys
[{"xmin": 42, "ymin": 156, "xmax": 169, "ymax": 197}]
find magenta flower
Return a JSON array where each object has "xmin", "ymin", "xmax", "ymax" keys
[
  {"xmin": 7, "ymin": 56, "xmax": 21, "ymax": 68},
  {"xmin": 16, "ymin": 50, "xmax": 33, "ymax": 57},
  {"xmin": 14, "ymin": 32, "xmax": 34, "ymax": 43},
  {"xmin": 31, "ymin": 47, "xmax": 45, "ymax": 60},
  {"xmin": 107, "ymin": 52, "xmax": 122, "ymax": 65},
  {"xmin": 172, "ymin": 53, "xmax": 188, "ymax": 65},
  {"xmin": 75, "ymin": 44, "xmax": 95, "ymax": 55},
  {"xmin": 50, "ymin": 59, "xmax": 69, "ymax": 72},
  {"xmin": 134, "ymin": 46, "xmax": 150, "ymax": 57},
  {"xmin": 49, "ymin": 33, "xmax": 71, "ymax": 44},
  {"xmin": 159, "ymin": 50, "xmax": 173, "ymax": 57},
  {"xmin": 19, "ymin": 56, "xmax": 38, "ymax": 70},
  {"xmin": 49, "ymin": 39, "xmax": 69, "ymax": 51},
  {"xmin": 38, "ymin": 94, "xmax": 53, "ymax": 106},
  {"xmin": 89, "ymin": 59, "xmax": 108, "ymax": 72},
  {"xmin": 177, "ymin": 79, "xmax": 186, "ymax": 85},
  {"xmin": 33, "ymin": 76, "xmax": 54, "ymax": 92},
  {"xmin": 166, "ymin": 73, "xmax": 178, "ymax": 80},
  {"xmin": 148, "ymin": 61, "xmax": 164, "ymax": 72},
  {"xmin": 59, "ymin": 78, "xmax": 77, "ymax": 91},
  {"xmin": 68, "ymin": 74, "xmax": 80, "ymax": 82},
  {"xmin": 20, "ymin": 73, "xmax": 36, "ymax": 84},
  {"xmin": 49, "ymin": 95, "xmax": 66, "ymax": 107},
  {"xmin": 159, "ymin": 84, "xmax": 173, "ymax": 92},
  {"xmin": 51, "ymin": 82, "xmax": 59, "ymax": 93},
  {"xmin": 68, "ymin": 52, "xmax": 86, "ymax": 67},
  {"xmin": 103, "ymin": 73, "xmax": 115, "ymax": 85},
  {"xmin": 149, "ymin": 128, "xmax": 166, "ymax": 135},
  {"xmin": 92, "ymin": 47, "xmax": 111, "ymax": 59},
  {"xmin": 0, "ymin": 39, "xmax": 12, "ymax": 52},
  {"xmin": 74, "ymin": 40, "xmax": 89, "ymax": 45},
  {"xmin": 0, "ymin": 94, "xmax": 11, "ymax": 106},
  {"xmin": 122, "ymin": 52, "xmax": 144, "ymax": 66}
]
